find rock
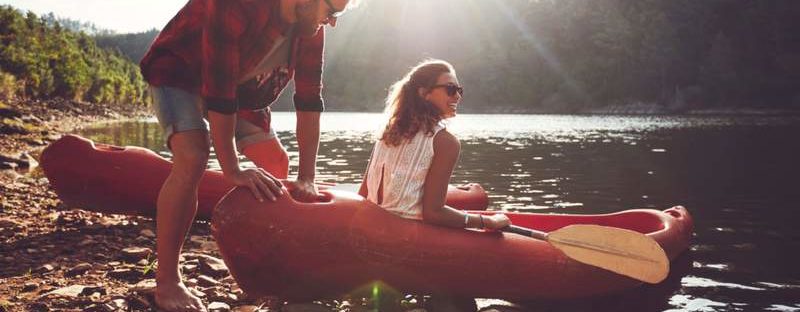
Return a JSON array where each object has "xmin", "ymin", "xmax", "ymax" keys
[
  {"xmin": 231, "ymin": 306, "xmax": 260, "ymax": 312},
  {"xmin": 135, "ymin": 236, "xmax": 151, "ymax": 244},
  {"xmin": 0, "ymin": 107, "xmax": 22, "ymax": 118},
  {"xmin": 46, "ymin": 285, "xmax": 87, "ymax": 297},
  {"xmin": 282, "ymin": 303, "xmax": 332, "ymax": 312},
  {"xmin": 81, "ymin": 285, "xmax": 107, "ymax": 297},
  {"xmin": 208, "ymin": 302, "xmax": 231, "ymax": 311},
  {"xmin": 126, "ymin": 294, "xmax": 151, "ymax": 310},
  {"xmin": 197, "ymin": 275, "xmax": 220, "ymax": 287},
  {"xmin": 197, "ymin": 254, "xmax": 229, "ymax": 278},
  {"xmin": 77, "ymin": 238, "xmax": 95, "ymax": 247},
  {"xmin": 65, "ymin": 262, "xmax": 92, "ymax": 277},
  {"xmin": 26, "ymin": 302, "xmax": 49, "ymax": 312},
  {"xmin": 107, "ymin": 268, "xmax": 140, "ymax": 281},
  {"xmin": 182, "ymin": 263, "xmax": 199, "ymax": 274},
  {"xmin": 139, "ymin": 229, "xmax": 155, "ymax": 238},
  {"xmin": 205, "ymin": 288, "xmax": 237, "ymax": 303},
  {"xmin": 189, "ymin": 287, "xmax": 206, "ymax": 298},
  {"xmin": 22, "ymin": 281, "xmax": 38, "ymax": 292},
  {"xmin": 120, "ymin": 246, "xmax": 152, "ymax": 261},
  {"xmin": 131, "ymin": 279, "xmax": 156, "ymax": 294},
  {"xmin": 0, "ymin": 218, "xmax": 21, "ymax": 229},
  {"xmin": 35, "ymin": 264, "xmax": 55, "ymax": 274},
  {"xmin": 0, "ymin": 153, "xmax": 31, "ymax": 168},
  {"xmin": 108, "ymin": 298, "xmax": 128, "ymax": 310},
  {"xmin": 82, "ymin": 303, "xmax": 111, "ymax": 312}
]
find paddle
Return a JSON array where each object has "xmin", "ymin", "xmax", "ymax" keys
[{"xmin": 502, "ymin": 224, "xmax": 669, "ymax": 284}]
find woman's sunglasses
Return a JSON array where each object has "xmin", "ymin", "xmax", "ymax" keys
[{"xmin": 431, "ymin": 84, "xmax": 464, "ymax": 96}]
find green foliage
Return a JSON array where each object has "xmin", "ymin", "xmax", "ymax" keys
[
  {"xmin": 0, "ymin": 69, "xmax": 17, "ymax": 99},
  {"xmin": 94, "ymin": 29, "xmax": 159, "ymax": 62},
  {"xmin": 0, "ymin": 5, "xmax": 148, "ymax": 106}
]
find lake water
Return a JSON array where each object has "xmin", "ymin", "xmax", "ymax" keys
[{"xmin": 79, "ymin": 112, "xmax": 800, "ymax": 311}]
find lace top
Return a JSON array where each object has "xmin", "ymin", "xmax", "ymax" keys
[{"xmin": 366, "ymin": 122, "xmax": 446, "ymax": 220}]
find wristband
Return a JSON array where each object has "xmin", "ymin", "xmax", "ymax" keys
[
  {"xmin": 464, "ymin": 213, "xmax": 470, "ymax": 228},
  {"xmin": 479, "ymin": 215, "xmax": 485, "ymax": 229}
]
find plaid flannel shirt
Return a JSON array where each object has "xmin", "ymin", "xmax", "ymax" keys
[{"xmin": 140, "ymin": 0, "xmax": 325, "ymax": 114}]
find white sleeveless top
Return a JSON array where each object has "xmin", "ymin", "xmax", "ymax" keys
[{"xmin": 366, "ymin": 122, "xmax": 446, "ymax": 220}]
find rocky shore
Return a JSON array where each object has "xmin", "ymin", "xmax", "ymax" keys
[{"xmin": 0, "ymin": 99, "xmax": 294, "ymax": 311}]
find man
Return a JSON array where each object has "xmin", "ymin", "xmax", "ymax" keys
[{"xmin": 139, "ymin": 0, "xmax": 353, "ymax": 310}]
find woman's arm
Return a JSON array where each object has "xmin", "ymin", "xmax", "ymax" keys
[
  {"xmin": 422, "ymin": 130, "xmax": 510, "ymax": 229},
  {"xmin": 422, "ymin": 130, "xmax": 474, "ymax": 227}
]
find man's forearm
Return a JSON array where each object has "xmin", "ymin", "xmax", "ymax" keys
[
  {"xmin": 208, "ymin": 111, "xmax": 240, "ymax": 175},
  {"xmin": 296, "ymin": 111, "xmax": 321, "ymax": 181}
]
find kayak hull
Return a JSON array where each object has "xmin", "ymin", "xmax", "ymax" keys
[
  {"xmin": 212, "ymin": 187, "xmax": 693, "ymax": 300},
  {"xmin": 39, "ymin": 135, "xmax": 489, "ymax": 220}
]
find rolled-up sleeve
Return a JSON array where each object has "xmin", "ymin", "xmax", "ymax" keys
[
  {"xmin": 293, "ymin": 28, "xmax": 325, "ymax": 112},
  {"xmin": 201, "ymin": 0, "xmax": 246, "ymax": 114}
]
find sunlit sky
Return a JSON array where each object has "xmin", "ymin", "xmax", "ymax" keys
[{"xmin": 0, "ymin": 0, "xmax": 187, "ymax": 33}]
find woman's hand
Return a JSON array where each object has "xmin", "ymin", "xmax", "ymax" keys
[
  {"xmin": 483, "ymin": 214, "xmax": 511, "ymax": 230},
  {"xmin": 225, "ymin": 168, "xmax": 283, "ymax": 202}
]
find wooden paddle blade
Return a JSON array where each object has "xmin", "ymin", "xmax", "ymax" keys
[{"xmin": 547, "ymin": 224, "xmax": 669, "ymax": 284}]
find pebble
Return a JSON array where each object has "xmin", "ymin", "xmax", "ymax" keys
[
  {"xmin": 120, "ymin": 246, "xmax": 152, "ymax": 260},
  {"xmin": 22, "ymin": 281, "xmax": 38, "ymax": 292},
  {"xmin": 197, "ymin": 275, "xmax": 220, "ymax": 287},
  {"xmin": 126, "ymin": 294, "xmax": 151, "ymax": 310},
  {"xmin": 131, "ymin": 279, "xmax": 156, "ymax": 294},
  {"xmin": 26, "ymin": 302, "xmax": 49, "ymax": 312},
  {"xmin": 197, "ymin": 254, "xmax": 229, "ymax": 278},
  {"xmin": 35, "ymin": 264, "xmax": 55, "ymax": 273},
  {"xmin": 282, "ymin": 303, "xmax": 332, "ymax": 312},
  {"xmin": 182, "ymin": 263, "xmax": 199, "ymax": 274},
  {"xmin": 106, "ymin": 268, "xmax": 139, "ymax": 281},
  {"xmin": 47, "ymin": 285, "xmax": 88, "ymax": 297},
  {"xmin": 66, "ymin": 262, "xmax": 93, "ymax": 277},
  {"xmin": 139, "ymin": 229, "xmax": 155, "ymax": 238},
  {"xmin": 208, "ymin": 302, "xmax": 231, "ymax": 311}
]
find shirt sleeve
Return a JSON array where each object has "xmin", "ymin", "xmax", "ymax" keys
[
  {"xmin": 293, "ymin": 28, "xmax": 325, "ymax": 112},
  {"xmin": 202, "ymin": 0, "xmax": 246, "ymax": 114}
]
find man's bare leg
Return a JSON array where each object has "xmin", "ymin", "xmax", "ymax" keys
[{"xmin": 155, "ymin": 130, "xmax": 209, "ymax": 312}]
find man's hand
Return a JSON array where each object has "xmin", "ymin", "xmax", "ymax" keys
[
  {"xmin": 226, "ymin": 168, "xmax": 283, "ymax": 202},
  {"xmin": 288, "ymin": 178, "xmax": 319, "ymax": 203}
]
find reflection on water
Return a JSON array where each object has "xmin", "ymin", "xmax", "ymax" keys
[{"xmin": 78, "ymin": 113, "xmax": 800, "ymax": 311}]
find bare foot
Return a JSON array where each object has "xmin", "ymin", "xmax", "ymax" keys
[{"xmin": 155, "ymin": 281, "xmax": 207, "ymax": 312}]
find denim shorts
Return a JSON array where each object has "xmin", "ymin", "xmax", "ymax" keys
[{"xmin": 150, "ymin": 86, "xmax": 275, "ymax": 151}]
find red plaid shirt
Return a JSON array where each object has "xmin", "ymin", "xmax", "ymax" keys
[{"xmin": 140, "ymin": 0, "xmax": 325, "ymax": 114}]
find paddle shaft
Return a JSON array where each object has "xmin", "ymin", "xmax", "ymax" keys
[{"xmin": 503, "ymin": 225, "xmax": 548, "ymax": 240}]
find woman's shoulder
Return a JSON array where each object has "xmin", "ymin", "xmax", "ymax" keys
[{"xmin": 432, "ymin": 128, "xmax": 460, "ymax": 151}]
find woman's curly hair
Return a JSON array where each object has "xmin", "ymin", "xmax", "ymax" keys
[{"xmin": 381, "ymin": 59, "xmax": 455, "ymax": 146}]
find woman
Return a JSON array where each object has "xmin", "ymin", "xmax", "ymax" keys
[{"xmin": 358, "ymin": 59, "xmax": 510, "ymax": 230}]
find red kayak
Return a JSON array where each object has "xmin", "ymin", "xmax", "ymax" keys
[
  {"xmin": 213, "ymin": 187, "xmax": 693, "ymax": 300},
  {"xmin": 39, "ymin": 135, "xmax": 489, "ymax": 220}
]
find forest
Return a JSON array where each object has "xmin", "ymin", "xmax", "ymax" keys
[
  {"xmin": 0, "ymin": 6, "xmax": 148, "ymax": 106},
  {"xmin": 3, "ymin": 1, "xmax": 800, "ymax": 113}
]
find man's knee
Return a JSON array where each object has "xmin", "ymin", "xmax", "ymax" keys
[{"xmin": 169, "ymin": 131, "xmax": 210, "ymax": 179}]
